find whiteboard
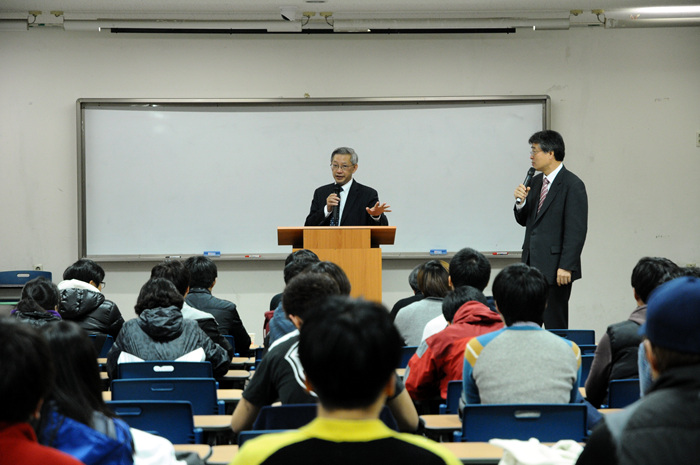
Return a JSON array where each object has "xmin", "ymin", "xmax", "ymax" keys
[{"xmin": 78, "ymin": 97, "xmax": 549, "ymax": 259}]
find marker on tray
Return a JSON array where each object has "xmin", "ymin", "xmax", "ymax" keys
[
  {"xmin": 244, "ymin": 255, "xmax": 261, "ymax": 258},
  {"xmin": 430, "ymin": 249, "xmax": 447, "ymax": 255},
  {"xmin": 203, "ymin": 251, "xmax": 221, "ymax": 257},
  {"xmin": 492, "ymin": 252, "xmax": 509, "ymax": 255}
]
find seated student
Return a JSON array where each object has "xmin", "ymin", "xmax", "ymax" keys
[
  {"xmin": 389, "ymin": 263, "xmax": 425, "ymax": 321},
  {"xmin": 405, "ymin": 286, "xmax": 503, "ymax": 403},
  {"xmin": 11, "ymin": 277, "xmax": 62, "ymax": 328},
  {"xmin": 58, "ymin": 258, "xmax": 124, "ymax": 338},
  {"xmin": 184, "ymin": 256, "xmax": 251, "ymax": 356},
  {"xmin": 151, "ymin": 260, "xmax": 234, "ymax": 358},
  {"xmin": 37, "ymin": 321, "xmax": 134, "ymax": 465},
  {"xmin": 576, "ymin": 275, "xmax": 700, "ymax": 465},
  {"xmin": 106, "ymin": 278, "xmax": 229, "ymax": 379},
  {"xmin": 231, "ymin": 272, "xmax": 419, "ymax": 433},
  {"xmin": 463, "ymin": 263, "xmax": 581, "ymax": 406},
  {"xmin": 394, "ymin": 260, "xmax": 451, "ymax": 346},
  {"xmin": 0, "ymin": 319, "xmax": 83, "ymax": 465},
  {"xmin": 585, "ymin": 256, "xmax": 680, "ymax": 408},
  {"xmin": 232, "ymin": 296, "xmax": 461, "ymax": 465}
]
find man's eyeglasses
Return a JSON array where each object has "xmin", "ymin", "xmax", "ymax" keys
[{"xmin": 330, "ymin": 163, "xmax": 355, "ymax": 171}]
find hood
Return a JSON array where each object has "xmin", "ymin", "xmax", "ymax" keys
[
  {"xmin": 137, "ymin": 306, "xmax": 184, "ymax": 340},
  {"xmin": 58, "ymin": 280, "xmax": 105, "ymax": 318},
  {"xmin": 453, "ymin": 300, "xmax": 504, "ymax": 325}
]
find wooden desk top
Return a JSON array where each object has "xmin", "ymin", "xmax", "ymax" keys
[
  {"xmin": 193, "ymin": 415, "xmax": 232, "ymax": 432},
  {"xmin": 208, "ymin": 444, "xmax": 239, "ymax": 465},
  {"xmin": 172, "ymin": 444, "xmax": 212, "ymax": 460},
  {"xmin": 102, "ymin": 388, "xmax": 242, "ymax": 403},
  {"xmin": 224, "ymin": 369, "xmax": 251, "ymax": 381},
  {"xmin": 421, "ymin": 414, "xmax": 461, "ymax": 432}
]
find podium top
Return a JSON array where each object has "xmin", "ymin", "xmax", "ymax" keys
[{"xmin": 278, "ymin": 226, "xmax": 396, "ymax": 249}]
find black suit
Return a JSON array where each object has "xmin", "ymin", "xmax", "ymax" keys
[
  {"xmin": 514, "ymin": 166, "xmax": 588, "ymax": 328},
  {"xmin": 304, "ymin": 180, "xmax": 389, "ymax": 227}
]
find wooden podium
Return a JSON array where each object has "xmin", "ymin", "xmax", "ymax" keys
[{"xmin": 277, "ymin": 226, "xmax": 396, "ymax": 303}]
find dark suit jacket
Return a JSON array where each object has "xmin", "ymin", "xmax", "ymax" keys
[
  {"xmin": 304, "ymin": 180, "xmax": 389, "ymax": 226},
  {"xmin": 514, "ymin": 166, "xmax": 588, "ymax": 285}
]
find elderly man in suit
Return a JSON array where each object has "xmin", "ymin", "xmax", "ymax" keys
[
  {"xmin": 304, "ymin": 147, "xmax": 391, "ymax": 227},
  {"xmin": 513, "ymin": 130, "xmax": 588, "ymax": 329}
]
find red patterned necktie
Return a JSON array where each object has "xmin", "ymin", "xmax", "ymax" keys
[{"xmin": 537, "ymin": 177, "xmax": 549, "ymax": 214}]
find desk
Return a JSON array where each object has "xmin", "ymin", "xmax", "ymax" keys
[
  {"xmin": 172, "ymin": 444, "xmax": 212, "ymax": 460},
  {"xmin": 208, "ymin": 445, "xmax": 239, "ymax": 465},
  {"xmin": 102, "ymin": 388, "xmax": 242, "ymax": 405},
  {"xmin": 193, "ymin": 415, "xmax": 232, "ymax": 432},
  {"xmin": 223, "ymin": 369, "xmax": 251, "ymax": 381},
  {"xmin": 229, "ymin": 357, "xmax": 255, "ymax": 368}
]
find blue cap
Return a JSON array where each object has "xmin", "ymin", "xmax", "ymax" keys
[{"xmin": 640, "ymin": 276, "xmax": 700, "ymax": 354}]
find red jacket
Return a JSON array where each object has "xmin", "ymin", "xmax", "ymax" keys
[
  {"xmin": 0, "ymin": 422, "xmax": 83, "ymax": 465},
  {"xmin": 405, "ymin": 301, "xmax": 503, "ymax": 400}
]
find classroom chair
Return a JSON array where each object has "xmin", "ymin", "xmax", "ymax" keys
[
  {"xmin": 454, "ymin": 404, "xmax": 588, "ymax": 442},
  {"xmin": 547, "ymin": 329, "xmax": 596, "ymax": 346},
  {"xmin": 111, "ymin": 378, "xmax": 225, "ymax": 415},
  {"xmin": 580, "ymin": 353, "xmax": 594, "ymax": 386},
  {"xmin": 0, "ymin": 270, "xmax": 53, "ymax": 316},
  {"xmin": 578, "ymin": 344, "xmax": 597, "ymax": 355},
  {"xmin": 89, "ymin": 334, "xmax": 114, "ymax": 358},
  {"xmin": 438, "ymin": 380, "xmax": 462, "ymax": 414},
  {"xmin": 252, "ymin": 404, "xmax": 398, "ymax": 431},
  {"xmin": 606, "ymin": 379, "xmax": 641, "ymax": 408},
  {"xmin": 398, "ymin": 345, "xmax": 418, "ymax": 368},
  {"xmin": 107, "ymin": 400, "xmax": 203, "ymax": 444},
  {"xmin": 117, "ymin": 361, "xmax": 214, "ymax": 380},
  {"xmin": 223, "ymin": 335, "xmax": 237, "ymax": 356}
]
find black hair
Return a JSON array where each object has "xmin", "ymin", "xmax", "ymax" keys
[
  {"xmin": 62, "ymin": 258, "xmax": 105, "ymax": 285},
  {"xmin": 529, "ymin": 130, "xmax": 565, "ymax": 162},
  {"xmin": 417, "ymin": 260, "xmax": 450, "ymax": 298},
  {"xmin": 408, "ymin": 264, "xmax": 423, "ymax": 293},
  {"xmin": 307, "ymin": 261, "xmax": 352, "ymax": 296},
  {"xmin": 284, "ymin": 249, "xmax": 319, "ymax": 267},
  {"xmin": 442, "ymin": 285, "xmax": 488, "ymax": 323},
  {"xmin": 184, "ymin": 255, "xmax": 217, "ymax": 289},
  {"xmin": 283, "ymin": 250, "xmax": 320, "ymax": 284},
  {"xmin": 151, "ymin": 260, "xmax": 191, "ymax": 296},
  {"xmin": 16, "ymin": 276, "xmax": 60, "ymax": 314},
  {"xmin": 492, "ymin": 263, "xmax": 548, "ymax": 326},
  {"xmin": 134, "ymin": 277, "xmax": 184, "ymax": 315},
  {"xmin": 0, "ymin": 319, "xmax": 54, "ymax": 423},
  {"xmin": 683, "ymin": 266, "xmax": 700, "ymax": 278},
  {"xmin": 631, "ymin": 257, "xmax": 681, "ymax": 303},
  {"xmin": 281, "ymin": 272, "xmax": 340, "ymax": 321},
  {"xmin": 299, "ymin": 296, "xmax": 402, "ymax": 410},
  {"xmin": 39, "ymin": 321, "xmax": 115, "ymax": 430},
  {"xmin": 449, "ymin": 247, "xmax": 491, "ymax": 290},
  {"xmin": 649, "ymin": 342, "xmax": 700, "ymax": 374}
]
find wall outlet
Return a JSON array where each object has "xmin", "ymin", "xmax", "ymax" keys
[
  {"xmin": 696, "ymin": 132, "xmax": 700, "ymax": 147},
  {"xmin": 34, "ymin": 264, "xmax": 43, "ymax": 271}
]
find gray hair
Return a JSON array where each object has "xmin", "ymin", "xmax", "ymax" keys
[{"xmin": 330, "ymin": 147, "xmax": 358, "ymax": 165}]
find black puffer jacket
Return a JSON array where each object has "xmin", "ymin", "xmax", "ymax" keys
[
  {"xmin": 12, "ymin": 308, "xmax": 62, "ymax": 328},
  {"xmin": 106, "ymin": 305, "xmax": 230, "ymax": 380},
  {"xmin": 186, "ymin": 288, "xmax": 251, "ymax": 355},
  {"xmin": 58, "ymin": 280, "xmax": 124, "ymax": 338}
]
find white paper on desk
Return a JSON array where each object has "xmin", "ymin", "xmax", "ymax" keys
[
  {"xmin": 489, "ymin": 438, "xmax": 584, "ymax": 465},
  {"xmin": 117, "ymin": 348, "xmax": 205, "ymax": 364}
]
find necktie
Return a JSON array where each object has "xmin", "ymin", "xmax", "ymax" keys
[
  {"xmin": 331, "ymin": 186, "xmax": 343, "ymax": 226},
  {"xmin": 537, "ymin": 177, "xmax": 549, "ymax": 214}
]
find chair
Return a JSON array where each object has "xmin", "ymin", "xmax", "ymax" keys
[
  {"xmin": 607, "ymin": 379, "xmax": 641, "ymax": 408},
  {"xmin": 111, "ymin": 378, "xmax": 225, "ymax": 415},
  {"xmin": 252, "ymin": 404, "xmax": 398, "ymax": 431},
  {"xmin": 107, "ymin": 400, "xmax": 203, "ymax": 444},
  {"xmin": 454, "ymin": 404, "xmax": 588, "ymax": 442},
  {"xmin": 439, "ymin": 380, "xmax": 462, "ymax": 414},
  {"xmin": 578, "ymin": 344, "xmax": 597, "ymax": 355},
  {"xmin": 89, "ymin": 334, "xmax": 114, "ymax": 358},
  {"xmin": 0, "ymin": 270, "xmax": 53, "ymax": 315},
  {"xmin": 223, "ymin": 335, "xmax": 237, "ymax": 355},
  {"xmin": 237, "ymin": 429, "xmax": 287, "ymax": 447},
  {"xmin": 547, "ymin": 329, "xmax": 595, "ymax": 346},
  {"xmin": 399, "ymin": 346, "xmax": 418, "ymax": 368},
  {"xmin": 580, "ymin": 353, "xmax": 594, "ymax": 386},
  {"xmin": 117, "ymin": 361, "xmax": 213, "ymax": 379}
]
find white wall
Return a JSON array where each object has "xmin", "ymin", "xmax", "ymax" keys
[{"xmin": 1, "ymin": 27, "xmax": 699, "ymax": 341}]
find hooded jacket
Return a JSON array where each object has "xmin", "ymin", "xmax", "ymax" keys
[{"xmin": 58, "ymin": 280, "xmax": 124, "ymax": 338}]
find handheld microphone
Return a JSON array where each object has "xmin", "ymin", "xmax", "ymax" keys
[
  {"xmin": 516, "ymin": 168, "xmax": 536, "ymax": 205},
  {"xmin": 331, "ymin": 184, "xmax": 342, "ymax": 225}
]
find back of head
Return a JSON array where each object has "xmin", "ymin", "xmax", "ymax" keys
[
  {"xmin": 307, "ymin": 261, "xmax": 352, "ymax": 296},
  {"xmin": 529, "ymin": 129, "xmax": 565, "ymax": 161},
  {"xmin": 449, "ymin": 247, "xmax": 491, "ymax": 290},
  {"xmin": 641, "ymin": 276, "xmax": 700, "ymax": 373},
  {"xmin": 631, "ymin": 256, "xmax": 681, "ymax": 303},
  {"xmin": 62, "ymin": 258, "xmax": 105, "ymax": 284},
  {"xmin": 17, "ymin": 276, "xmax": 60, "ymax": 314},
  {"xmin": 281, "ymin": 272, "xmax": 340, "ymax": 321},
  {"xmin": 408, "ymin": 264, "xmax": 422, "ymax": 293},
  {"xmin": 299, "ymin": 297, "xmax": 402, "ymax": 410},
  {"xmin": 134, "ymin": 277, "xmax": 184, "ymax": 315},
  {"xmin": 417, "ymin": 260, "xmax": 451, "ymax": 298},
  {"xmin": 40, "ymin": 321, "xmax": 110, "ymax": 425},
  {"xmin": 492, "ymin": 263, "xmax": 548, "ymax": 326},
  {"xmin": 0, "ymin": 318, "xmax": 54, "ymax": 423},
  {"xmin": 151, "ymin": 260, "xmax": 191, "ymax": 296},
  {"xmin": 184, "ymin": 255, "xmax": 217, "ymax": 289},
  {"xmin": 442, "ymin": 285, "xmax": 488, "ymax": 323},
  {"xmin": 283, "ymin": 250, "xmax": 321, "ymax": 284}
]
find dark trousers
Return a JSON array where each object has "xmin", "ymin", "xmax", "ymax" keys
[{"xmin": 544, "ymin": 283, "xmax": 572, "ymax": 329}]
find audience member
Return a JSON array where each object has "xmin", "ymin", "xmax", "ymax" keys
[
  {"xmin": 184, "ymin": 256, "xmax": 250, "ymax": 355},
  {"xmin": 268, "ymin": 249, "xmax": 320, "ymax": 311},
  {"xmin": 405, "ymin": 286, "xmax": 503, "ymax": 403},
  {"xmin": 389, "ymin": 263, "xmax": 425, "ymax": 321},
  {"xmin": 151, "ymin": 260, "xmax": 234, "ymax": 358},
  {"xmin": 267, "ymin": 249, "xmax": 320, "ymax": 347},
  {"xmin": 394, "ymin": 260, "xmax": 450, "ymax": 346},
  {"xmin": 58, "ymin": 258, "xmax": 124, "ymax": 338},
  {"xmin": 576, "ymin": 276, "xmax": 700, "ymax": 465},
  {"xmin": 37, "ymin": 321, "xmax": 134, "ymax": 465},
  {"xmin": 232, "ymin": 296, "xmax": 461, "ymax": 465},
  {"xmin": 0, "ymin": 319, "xmax": 83, "ymax": 465},
  {"xmin": 585, "ymin": 257, "xmax": 680, "ymax": 408},
  {"xmin": 421, "ymin": 247, "xmax": 495, "ymax": 341},
  {"xmin": 106, "ymin": 278, "xmax": 229, "ymax": 379},
  {"xmin": 11, "ymin": 277, "xmax": 62, "ymax": 327}
]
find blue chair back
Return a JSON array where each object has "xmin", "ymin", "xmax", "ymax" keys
[
  {"xmin": 107, "ymin": 400, "xmax": 202, "ymax": 444},
  {"xmin": 454, "ymin": 404, "xmax": 588, "ymax": 442},
  {"xmin": 238, "ymin": 429, "xmax": 287, "ymax": 446},
  {"xmin": 578, "ymin": 344, "xmax": 597, "ymax": 355},
  {"xmin": 111, "ymin": 378, "xmax": 225, "ymax": 415},
  {"xmin": 0, "ymin": 270, "xmax": 52, "ymax": 286},
  {"xmin": 117, "ymin": 361, "xmax": 213, "ymax": 379},
  {"xmin": 607, "ymin": 379, "xmax": 641, "ymax": 408},
  {"xmin": 439, "ymin": 380, "xmax": 462, "ymax": 414},
  {"xmin": 223, "ymin": 335, "xmax": 236, "ymax": 355},
  {"xmin": 89, "ymin": 334, "xmax": 114, "ymax": 358},
  {"xmin": 399, "ymin": 345, "xmax": 418, "ymax": 368},
  {"xmin": 580, "ymin": 354, "xmax": 594, "ymax": 385},
  {"xmin": 252, "ymin": 404, "xmax": 398, "ymax": 431},
  {"xmin": 548, "ymin": 329, "xmax": 595, "ymax": 346}
]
